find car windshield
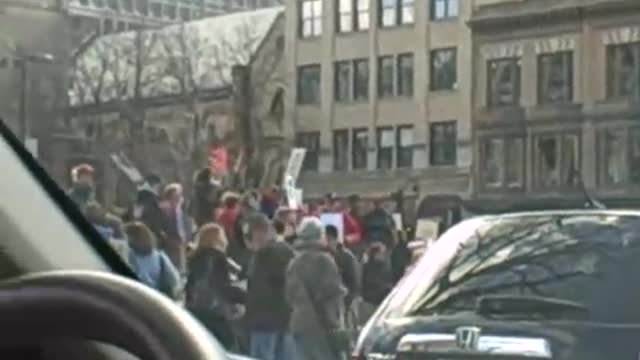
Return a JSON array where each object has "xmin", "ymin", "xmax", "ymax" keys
[{"xmin": 380, "ymin": 213, "xmax": 640, "ymax": 321}]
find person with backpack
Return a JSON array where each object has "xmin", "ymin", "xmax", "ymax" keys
[
  {"xmin": 125, "ymin": 222, "xmax": 180, "ymax": 299},
  {"xmin": 185, "ymin": 223, "xmax": 246, "ymax": 349}
]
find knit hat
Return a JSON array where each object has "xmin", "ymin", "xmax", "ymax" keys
[{"xmin": 296, "ymin": 217, "xmax": 325, "ymax": 243}]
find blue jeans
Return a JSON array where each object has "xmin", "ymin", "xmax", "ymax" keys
[{"xmin": 250, "ymin": 331, "xmax": 295, "ymax": 360}]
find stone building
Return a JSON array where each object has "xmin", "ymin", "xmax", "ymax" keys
[
  {"xmin": 284, "ymin": 0, "xmax": 485, "ymax": 221},
  {"xmin": 469, "ymin": 0, "xmax": 640, "ymax": 211},
  {"xmin": 66, "ymin": 6, "xmax": 286, "ymax": 206}
]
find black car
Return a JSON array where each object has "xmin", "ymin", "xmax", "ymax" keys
[{"xmin": 354, "ymin": 211, "xmax": 640, "ymax": 360}]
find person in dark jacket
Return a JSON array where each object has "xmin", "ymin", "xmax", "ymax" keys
[
  {"xmin": 192, "ymin": 168, "xmax": 222, "ymax": 228},
  {"xmin": 67, "ymin": 163, "xmax": 96, "ymax": 211},
  {"xmin": 186, "ymin": 223, "xmax": 246, "ymax": 349},
  {"xmin": 125, "ymin": 188, "xmax": 170, "ymax": 247},
  {"xmin": 230, "ymin": 191, "xmax": 261, "ymax": 271},
  {"xmin": 362, "ymin": 243, "xmax": 393, "ymax": 306},
  {"xmin": 325, "ymin": 224, "xmax": 360, "ymax": 307},
  {"xmin": 362, "ymin": 198, "xmax": 396, "ymax": 248},
  {"xmin": 245, "ymin": 213, "xmax": 295, "ymax": 360}
]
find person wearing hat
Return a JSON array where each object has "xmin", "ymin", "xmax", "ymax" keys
[
  {"xmin": 285, "ymin": 217, "xmax": 347, "ymax": 360},
  {"xmin": 244, "ymin": 213, "xmax": 295, "ymax": 360}
]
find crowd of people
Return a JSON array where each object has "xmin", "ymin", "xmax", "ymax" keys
[{"xmin": 66, "ymin": 163, "xmax": 414, "ymax": 360}]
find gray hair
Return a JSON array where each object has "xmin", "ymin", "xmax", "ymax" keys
[{"xmin": 296, "ymin": 217, "xmax": 325, "ymax": 243}]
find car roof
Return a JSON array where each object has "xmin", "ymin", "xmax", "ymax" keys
[{"xmin": 471, "ymin": 209, "xmax": 640, "ymax": 221}]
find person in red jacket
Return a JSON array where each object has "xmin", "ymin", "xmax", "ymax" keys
[
  {"xmin": 343, "ymin": 194, "xmax": 365, "ymax": 259},
  {"xmin": 216, "ymin": 193, "xmax": 241, "ymax": 243}
]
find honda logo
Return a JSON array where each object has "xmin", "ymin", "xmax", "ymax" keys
[{"xmin": 455, "ymin": 326, "xmax": 481, "ymax": 350}]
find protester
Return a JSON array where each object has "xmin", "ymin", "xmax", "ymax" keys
[
  {"xmin": 85, "ymin": 201, "xmax": 114, "ymax": 240},
  {"xmin": 144, "ymin": 174, "xmax": 163, "ymax": 197},
  {"xmin": 361, "ymin": 243, "xmax": 393, "ymax": 306},
  {"xmin": 362, "ymin": 198, "xmax": 396, "ymax": 248},
  {"xmin": 192, "ymin": 168, "xmax": 222, "ymax": 228},
  {"xmin": 325, "ymin": 224, "xmax": 360, "ymax": 308},
  {"xmin": 125, "ymin": 221, "xmax": 180, "ymax": 299},
  {"xmin": 260, "ymin": 187, "xmax": 280, "ymax": 219},
  {"xmin": 185, "ymin": 223, "xmax": 246, "ymax": 349},
  {"xmin": 67, "ymin": 163, "xmax": 96, "ymax": 211},
  {"xmin": 124, "ymin": 187, "xmax": 169, "ymax": 246},
  {"xmin": 286, "ymin": 217, "xmax": 347, "ymax": 360},
  {"xmin": 160, "ymin": 183, "xmax": 192, "ymax": 273},
  {"xmin": 274, "ymin": 219, "xmax": 287, "ymax": 243},
  {"xmin": 216, "ymin": 192, "xmax": 241, "ymax": 242},
  {"xmin": 274, "ymin": 206, "xmax": 297, "ymax": 242},
  {"xmin": 230, "ymin": 191, "xmax": 261, "ymax": 270},
  {"xmin": 390, "ymin": 230, "xmax": 412, "ymax": 283},
  {"xmin": 245, "ymin": 213, "xmax": 295, "ymax": 360},
  {"xmin": 343, "ymin": 194, "xmax": 365, "ymax": 258}
]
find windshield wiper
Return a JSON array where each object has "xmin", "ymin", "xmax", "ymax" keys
[{"xmin": 476, "ymin": 294, "xmax": 590, "ymax": 320}]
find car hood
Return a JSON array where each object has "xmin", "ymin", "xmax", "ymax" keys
[{"xmin": 359, "ymin": 313, "xmax": 640, "ymax": 359}]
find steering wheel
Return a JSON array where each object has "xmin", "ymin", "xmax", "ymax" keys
[{"xmin": 0, "ymin": 271, "xmax": 226, "ymax": 360}]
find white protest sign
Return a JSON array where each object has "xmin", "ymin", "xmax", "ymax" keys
[
  {"xmin": 320, "ymin": 212, "xmax": 344, "ymax": 244},
  {"xmin": 392, "ymin": 213, "xmax": 403, "ymax": 231},
  {"xmin": 284, "ymin": 148, "xmax": 306, "ymax": 186},
  {"xmin": 287, "ymin": 186, "xmax": 303, "ymax": 210},
  {"xmin": 415, "ymin": 217, "xmax": 440, "ymax": 247}
]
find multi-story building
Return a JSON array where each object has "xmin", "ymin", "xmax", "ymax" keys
[
  {"xmin": 284, "ymin": 0, "xmax": 477, "ymax": 212},
  {"xmin": 469, "ymin": 0, "xmax": 640, "ymax": 211}
]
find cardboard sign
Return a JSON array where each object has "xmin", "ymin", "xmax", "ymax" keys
[
  {"xmin": 392, "ymin": 213, "xmax": 403, "ymax": 231},
  {"xmin": 320, "ymin": 212, "xmax": 344, "ymax": 244}
]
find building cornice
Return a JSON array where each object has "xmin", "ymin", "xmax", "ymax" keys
[{"xmin": 469, "ymin": 0, "xmax": 640, "ymax": 33}]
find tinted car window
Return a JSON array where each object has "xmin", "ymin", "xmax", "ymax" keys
[{"xmin": 380, "ymin": 213, "xmax": 640, "ymax": 323}]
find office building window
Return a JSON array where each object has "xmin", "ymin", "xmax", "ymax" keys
[
  {"xmin": 93, "ymin": 0, "xmax": 104, "ymax": 7},
  {"xmin": 296, "ymin": 132, "xmax": 320, "ymax": 172},
  {"xmin": 534, "ymin": 133, "xmax": 579, "ymax": 188},
  {"xmin": 335, "ymin": 61, "xmax": 353, "ymax": 102},
  {"xmin": 378, "ymin": 56, "xmax": 395, "ymax": 97},
  {"xmin": 487, "ymin": 58, "xmax": 521, "ymax": 107},
  {"xmin": 180, "ymin": 8, "xmax": 191, "ymax": 21},
  {"xmin": 164, "ymin": 4, "xmax": 176, "ymax": 19},
  {"xmin": 380, "ymin": 0, "xmax": 414, "ymax": 27},
  {"xmin": 107, "ymin": 0, "xmax": 118, "ymax": 10},
  {"xmin": 117, "ymin": 21, "xmax": 127, "ymax": 32},
  {"xmin": 300, "ymin": 0, "xmax": 322, "ymax": 38},
  {"xmin": 103, "ymin": 19, "xmax": 114, "ymax": 34},
  {"xmin": 136, "ymin": 0, "xmax": 148, "ymax": 14},
  {"xmin": 397, "ymin": 53, "xmax": 414, "ymax": 97},
  {"xmin": 354, "ymin": 59, "xmax": 369, "ymax": 100},
  {"xmin": 377, "ymin": 127, "xmax": 395, "ymax": 169},
  {"xmin": 333, "ymin": 130, "xmax": 349, "ymax": 171},
  {"xmin": 607, "ymin": 42, "xmax": 640, "ymax": 99},
  {"xmin": 337, "ymin": 0, "xmax": 369, "ymax": 32},
  {"xmin": 397, "ymin": 126, "xmax": 414, "ymax": 168},
  {"xmin": 430, "ymin": 48, "xmax": 457, "ymax": 91},
  {"xmin": 150, "ymin": 2, "xmax": 162, "ymax": 17},
  {"xmin": 538, "ymin": 51, "xmax": 573, "ymax": 104},
  {"xmin": 357, "ymin": 0, "xmax": 370, "ymax": 30},
  {"xmin": 297, "ymin": 64, "xmax": 321, "ymax": 105},
  {"xmin": 122, "ymin": 0, "xmax": 133, "ymax": 12},
  {"xmin": 352, "ymin": 128, "xmax": 369, "ymax": 170},
  {"xmin": 431, "ymin": 0, "xmax": 458, "ymax": 20},
  {"xmin": 430, "ymin": 121, "xmax": 457, "ymax": 166}
]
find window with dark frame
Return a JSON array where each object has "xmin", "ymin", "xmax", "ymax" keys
[
  {"xmin": 481, "ymin": 137, "xmax": 524, "ymax": 189},
  {"xmin": 397, "ymin": 126, "xmax": 414, "ymax": 168},
  {"xmin": 378, "ymin": 56, "xmax": 395, "ymax": 97},
  {"xmin": 333, "ymin": 130, "xmax": 349, "ymax": 171},
  {"xmin": 377, "ymin": 127, "xmax": 395, "ymax": 170},
  {"xmin": 335, "ymin": 61, "xmax": 353, "ymax": 102},
  {"xmin": 380, "ymin": 0, "xmax": 414, "ymax": 27},
  {"xmin": 607, "ymin": 42, "xmax": 640, "ymax": 99},
  {"xmin": 121, "ymin": 0, "xmax": 133, "ymax": 12},
  {"xmin": 297, "ymin": 64, "xmax": 321, "ymax": 105},
  {"xmin": 337, "ymin": 0, "xmax": 370, "ymax": 32},
  {"xmin": 430, "ymin": 48, "xmax": 457, "ymax": 91},
  {"xmin": 352, "ymin": 128, "xmax": 369, "ymax": 170},
  {"xmin": 300, "ymin": 0, "xmax": 322, "ymax": 38},
  {"xmin": 487, "ymin": 58, "xmax": 521, "ymax": 107},
  {"xmin": 136, "ymin": 0, "xmax": 148, "ymax": 14},
  {"xmin": 296, "ymin": 132, "xmax": 320, "ymax": 172},
  {"xmin": 180, "ymin": 8, "xmax": 191, "ymax": 21},
  {"xmin": 429, "ymin": 121, "xmax": 457, "ymax": 166},
  {"xmin": 534, "ymin": 133, "xmax": 580, "ymax": 188},
  {"xmin": 600, "ymin": 129, "xmax": 640, "ymax": 185},
  {"xmin": 354, "ymin": 59, "xmax": 369, "ymax": 100},
  {"xmin": 397, "ymin": 53, "xmax": 414, "ymax": 97},
  {"xmin": 538, "ymin": 51, "xmax": 573, "ymax": 104},
  {"xmin": 431, "ymin": 0, "xmax": 458, "ymax": 20}
]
